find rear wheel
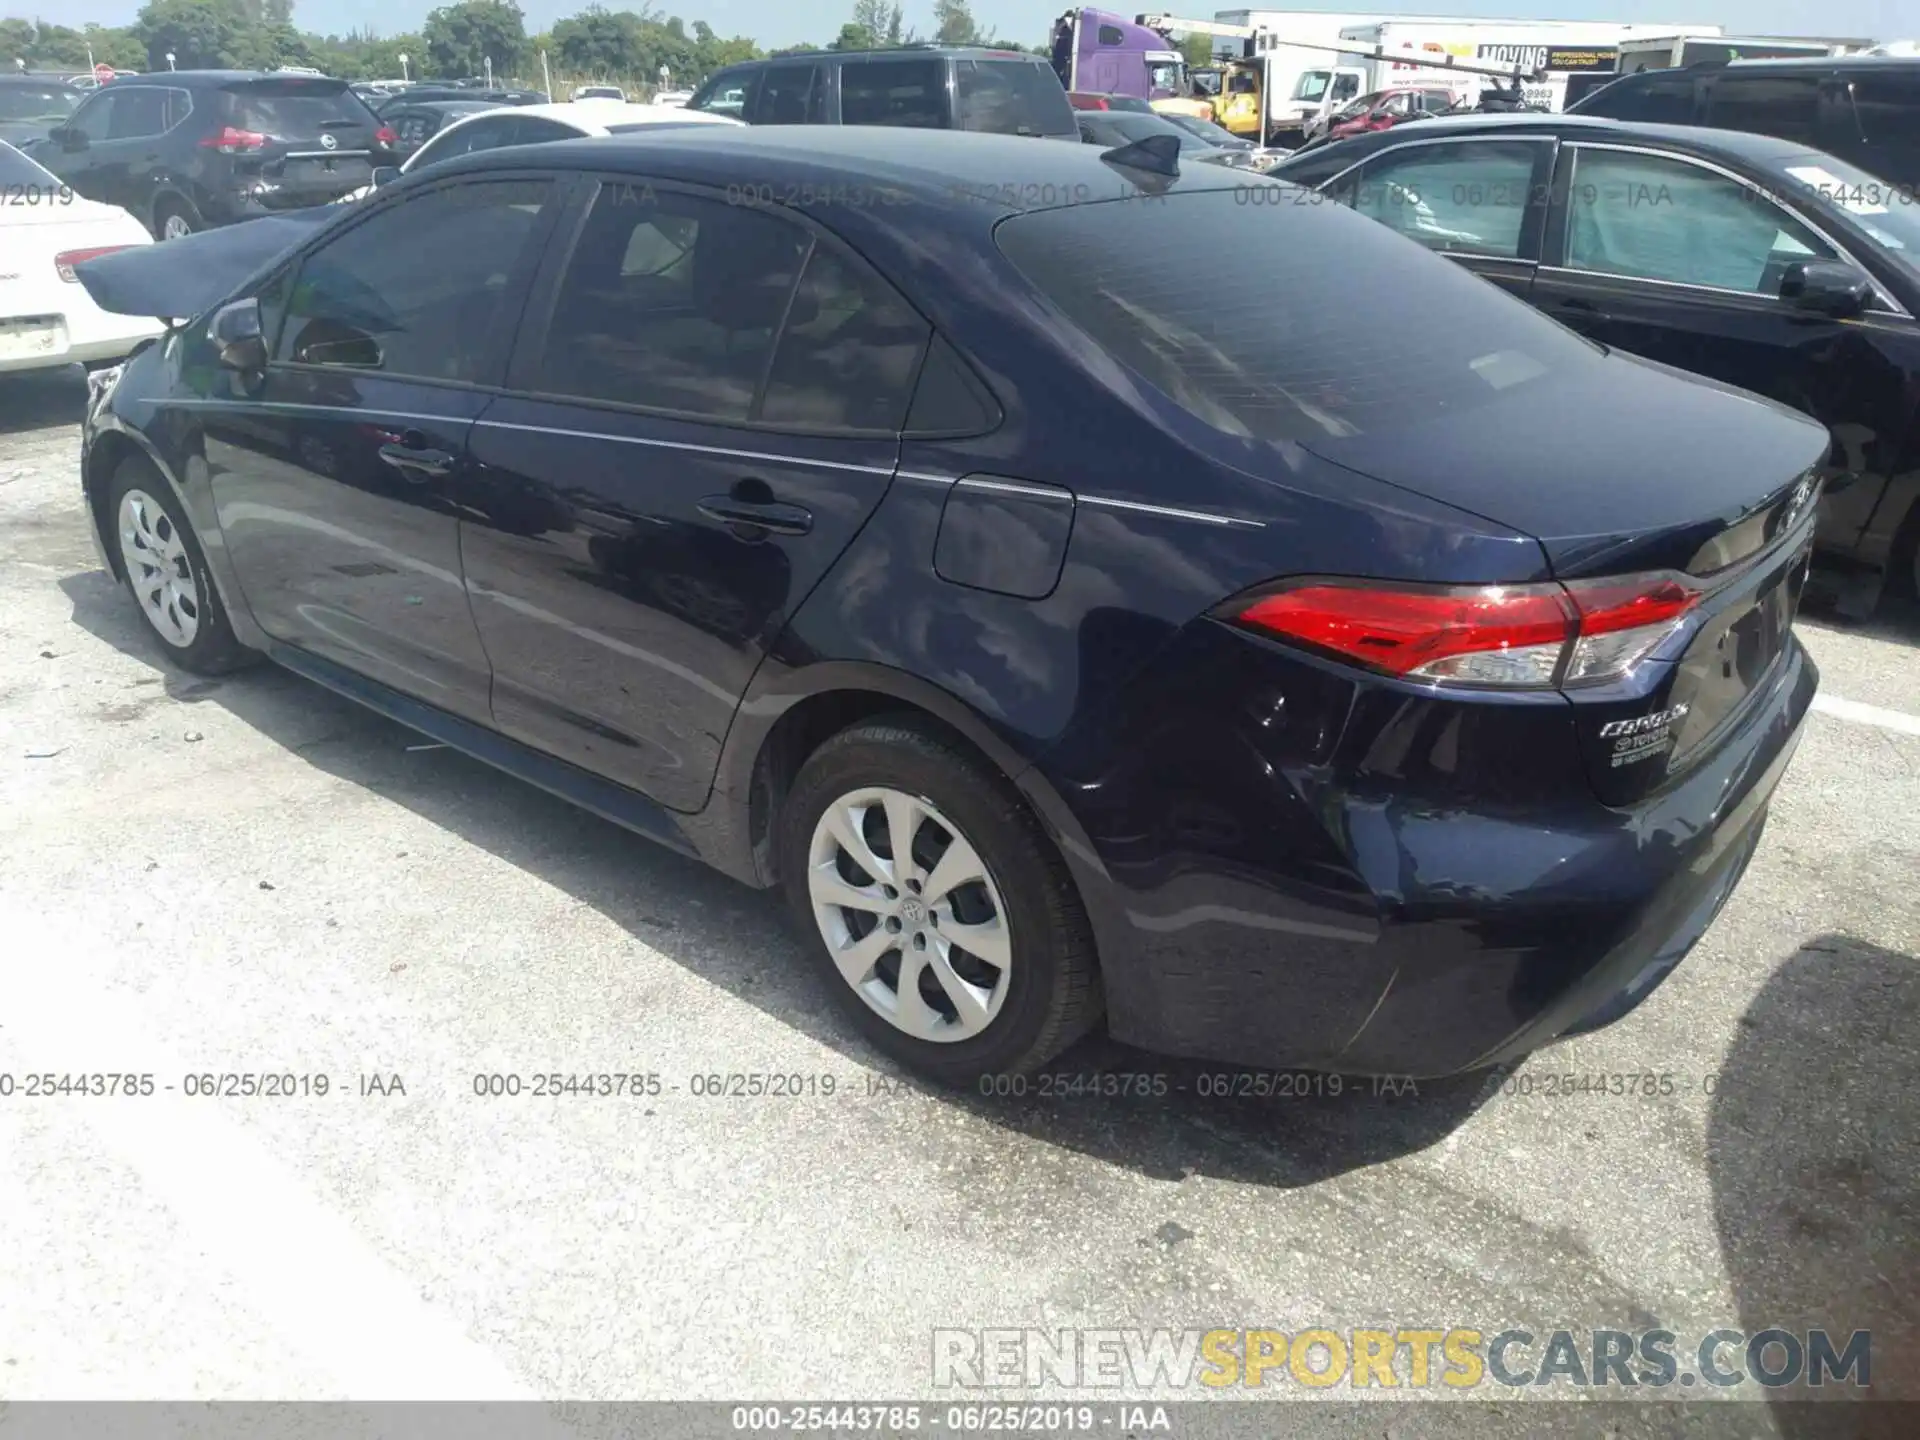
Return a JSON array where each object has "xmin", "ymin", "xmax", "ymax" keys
[
  {"xmin": 152, "ymin": 194, "xmax": 202, "ymax": 242},
  {"xmin": 778, "ymin": 719, "xmax": 1102, "ymax": 1087},
  {"xmin": 107, "ymin": 456, "xmax": 255, "ymax": 674}
]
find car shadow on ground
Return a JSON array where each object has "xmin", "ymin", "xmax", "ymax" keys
[
  {"xmin": 0, "ymin": 366, "xmax": 88, "ymax": 437},
  {"xmin": 63, "ymin": 565, "xmax": 1499, "ymax": 1188},
  {"xmin": 1709, "ymin": 932, "xmax": 1920, "ymax": 1416}
]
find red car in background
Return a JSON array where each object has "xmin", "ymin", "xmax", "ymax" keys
[
  {"xmin": 1067, "ymin": 91, "xmax": 1155, "ymax": 112},
  {"xmin": 1321, "ymin": 86, "xmax": 1458, "ymax": 141}
]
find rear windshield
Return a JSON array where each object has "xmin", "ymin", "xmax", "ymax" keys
[
  {"xmin": 995, "ymin": 188, "xmax": 1597, "ymax": 443},
  {"xmin": 224, "ymin": 80, "xmax": 375, "ymax": 138},
  {"xmin": 0, "ymin": 84, "xmax": 78, "ymax": 124},
  {"xmin": 957, "ymin": 59, "xmax": 1077, "ymax": 137},
  {"xmin": 1089, "ymin": 113, "xmax": 1215, "ymax": 151},
  {"xmin": 0, "ymin": 140, "xmax": 59, "ymax": 186}
]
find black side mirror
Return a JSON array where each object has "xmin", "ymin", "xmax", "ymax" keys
[
  {"xmin": 371, "ymin": 165, "xmax": 400, "ymax": 188},
  {"xmin": 55, "ymin": 125, "xmax": 87, "ymax": 151},
  {"xmin": 209, "ymin": 298, "xmax": 266, "ymax": 374},
  {"xmin": 1780, "ymin": 258, "xmax": 1871, "ymax": 318}
]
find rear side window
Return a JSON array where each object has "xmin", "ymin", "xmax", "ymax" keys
[
  {"xmin": 531, "ymin": 183, "xmax": 809, "ymax": 421},
  {"xmin": 1849, "ymin": 73, "xmax": 1920, "ymax": 148},
  {"xmin": 225, "ymin": 80, "xmax": 374, "ymax": 139},
  {"xmin": 106, "ymin": 87, "xmax": 169, "ymax": 140},
  {"xmin": 1705, "ymin": 73, "xmax": 1822, "ymax": 145},
  {"xmin": 841, "ymin": 58, "xmax": 948, "ymax": 128},
  {"xmin": 995, "ymin": 190, "xmax": 1595, "ymax": 443},
  {"xmin": 757, "ymin": 64, "xmax": 825, "ymax": 124},
  {"xmin": 1579, "ymin": 73, "xmax": 1695, "ymax": 124},
  {"xmin": 1342, "ymin": 140, "xmax": 1543, "ymax": 258},
  {"xmin": 278, "ymin": 178, "xmax": 552, "ymax": 382},
  {"xmin": 956, "ymin": 60, "xmax": 1077, "ymax": 137},
  {"xmin": 759, "ymin": 244, "xmax": 931, "ymax": 431}
]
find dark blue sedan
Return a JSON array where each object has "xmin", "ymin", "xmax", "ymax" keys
[{"xmin": 72, "ymin": 125, "xmax": 1825, "ymax": 1085}]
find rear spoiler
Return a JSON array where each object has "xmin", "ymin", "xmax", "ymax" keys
[{"xmin": 73, "ymin": 206, "xmax": 343, "ymax": 323}]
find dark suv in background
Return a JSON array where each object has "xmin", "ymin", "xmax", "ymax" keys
[
  {"xmin": 684, "ymin": 47, "xmax": 1077, "ymax": 139},
  {"xmin": 33, "ymin": 70, "xmax": 395, "ymax": 239},
  {"xmin": 1570, "ymin": 55, "xmax": 1920, "ymax": 190}
]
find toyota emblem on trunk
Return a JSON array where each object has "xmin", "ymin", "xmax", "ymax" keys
[
  {"xmin": 1782, "ymin": 476, "xmax": 1814, "ymax": 530},
  {"xmin": 320, "ymin": 132, "xmax": 338, "ymax": 150}
]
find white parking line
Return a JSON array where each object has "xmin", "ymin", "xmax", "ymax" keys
[
  {"xmin": 1812, "ymin": 694, "xmax": 1920, "ymax": 737},
  {"xmin": 0, "ymin": 920, "xmax": 543, "ymax": 1405}
]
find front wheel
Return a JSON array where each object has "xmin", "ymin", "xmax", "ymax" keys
[
  {"xmin": 107, "ymin": 456, "xmax": 255, "ymax": 674},
  {"xmin": 778, "ymin": 719, "xmax": 1102, "ymax": 1087}
]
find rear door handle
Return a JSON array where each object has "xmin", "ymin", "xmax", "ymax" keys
[
  {"xmin": 697, "ymin": 496, "xmax": 813, "ymax": 536},
  {"xmin": 379, "ymin": 441, "xmax": 456, "ymax": 478}
]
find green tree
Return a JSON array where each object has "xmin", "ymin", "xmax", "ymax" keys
[
  {"xmin": 131, "ymin": 0, "xmax": 257, "ymax": 69},
  {"xmin": 422, "ymin": 0, "xmax": 527, "ymax": 79},
  {"xmin": 851, "ymin": 0, "xmax": 903, "ymax": 47},
  {"xmin": 931, "ymin": 0, "xmax": 978, "ymax": 47},
  {"xmin": 1179, "ymin": 34, "xmax": 1211, "ymax": 69},
  {"xmin": 552, "ymin": 5, "xmax": 643, "ymax": 76},
  {"xmin": 830, "ymin": 23, "xmax": 872, "ymax": 51}
]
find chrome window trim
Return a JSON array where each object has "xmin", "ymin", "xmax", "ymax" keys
[
  {"xmin": 1555, "ymin": 139, "xmax": 1910, "ymax": 317},
  {"xmin": 1312, "ymin": 131, "xmax": 1559, "ymax": 195}
]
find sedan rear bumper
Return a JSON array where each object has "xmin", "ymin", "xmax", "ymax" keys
[{"xmin": 1036, "ymin": 621, "xmax": 1818, "ymax": 1078}]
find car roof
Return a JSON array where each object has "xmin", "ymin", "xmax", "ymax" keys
[
  {"xmin": 392, "ymin": 99, "xmax": 502, "ymax": 114},
  {"xmin": 109, "ymin": 70, "xmax": 346, "ymax": 86},
  {"xmin": 717, "ymin": 46, "xmax": 1046, "ymax": 69},
  {"xmin": 426, "ymin": 124, "xmax": 1251, "ymax": 222},
  {"xmin": 426, "ymin": 100, "xmax": 742, "ymax": 140},
  {"xmin": 1301, "ymin": 110, "xmax": 1827, "ymax": 167},
  {"xmin": 1715, "ymin": 54, "xmax": 1920, "ymax": 73}
]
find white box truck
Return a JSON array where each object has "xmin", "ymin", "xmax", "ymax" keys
[{"xmin": 1612, "ymin": 34, "xmax": 1873, "ymax": 75}]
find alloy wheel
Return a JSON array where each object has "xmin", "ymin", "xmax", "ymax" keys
[
  {"xmin": 117, "ymin": 488, "xmax": 200, "ymax": 648},
  {"xmin": 807, "ymin": 785, "xmax": 1013, "ymax": 1043},
  {"xmin": 161, "ymin": 213, "xmax": 193, "ymax": 240}
]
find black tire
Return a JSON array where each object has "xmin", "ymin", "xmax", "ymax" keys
[
  {"xmin": 778, "ymin": 718, "xmax": 1102, "ymax": 1087},
  {"xmin": 105, "ymin": 454, "xmax": 256, "ymax": 675},
  {"xmin": 151, "ymin": 193, "xmax": 202, "ymax": 242}
]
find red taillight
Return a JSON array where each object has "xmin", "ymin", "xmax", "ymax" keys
[
  {"xmin": 55, "ymin": 245, "xmax": 133, "ymax": 282},
  {"xmin": 200, "ymin": 126, "xmax": 267, "ymax": 153},
  {"xmin": 374, "ymin": 125, "xmax": 398, "ymax": 145},
  {"xmin": 1235, "ymin": 574, "xmax": 1702, "ymax": 690}
]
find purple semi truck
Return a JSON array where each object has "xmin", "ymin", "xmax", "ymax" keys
[{"xmin": 1050, "ymin": 8, "xmax": 1192, "ymax": 102}]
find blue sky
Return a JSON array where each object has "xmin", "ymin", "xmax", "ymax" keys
[{"xmin": 35, "ymin": 2, "xmax": 1917, "ymax": 54}]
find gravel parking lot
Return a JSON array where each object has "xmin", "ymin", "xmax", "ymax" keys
[{"xmin": 1, "ymin": 365, "xmax": 1915, "ymax": 1427}]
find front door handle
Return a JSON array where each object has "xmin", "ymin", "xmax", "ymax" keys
[
  {"xmin": 697, "ymin": 496, "xmax": 813, "ymax": 536},
  {"xmin": 379, "ymin": 441, "xmax": 456, "ymax": 479}
]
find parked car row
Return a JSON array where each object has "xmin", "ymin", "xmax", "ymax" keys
[
  {"xmin": 68, "ymin": 123, "xmax": 1830, "ymax": 1091},
  {"xmin": 1273, "ymin": 111, "xmax": 1920, "ymax": 609}
]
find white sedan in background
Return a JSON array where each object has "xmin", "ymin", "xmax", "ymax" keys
[
  {"xmin": 653, "ymin": 90, "xmax": 694, "ymax": 107},
  {"xmin": 0, "ymin": 140, "xmax": 162, "ymax": 374},
  {"xmin": 336, "ymin": 101, "xmax": 745, "ymax": 203}
]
